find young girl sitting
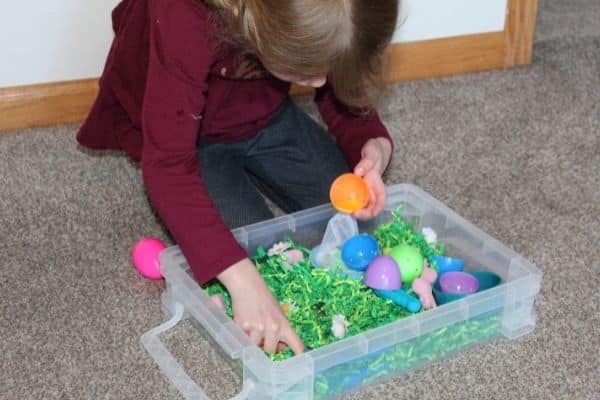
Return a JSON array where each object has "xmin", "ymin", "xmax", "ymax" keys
[{"xmin": 77, "ymin": 0, "xmax": 399, "ymax": 355}]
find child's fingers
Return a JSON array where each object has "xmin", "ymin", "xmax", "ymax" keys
[
  {"xmin": 370, "ymin": 180, "xmax": 387, "ymax": 214},
  {"xmin": 357, "ymin": 194, "xmax": 383, "ymax": 219},
  {"xmin": 357, "ymin": 138, "xmax": 388, "ymax": 176},
  {"xmin": 361, "ymin": 187, "xmax": 385, "ymax": 218},
  {"xmin": 354, "ymin": 174, "xmax": 386, "ymax": 219},
  {"xmin": 281, "ymin": 326, "xmax": 304, "ymax": 355},
  {"xmin": 249, "ymin": 326, "xmax": 265, "ymax": 346},
  {"xmin": 354, "ymin": 158, "xmax": 375, "ymax": 177},
  {"xmin": 354, "ymin": 187, "xmax": 377, "ymax": 219},
  {"xmin": 263, "ymin": 330, "xmax": 279, "ymax": 354}
]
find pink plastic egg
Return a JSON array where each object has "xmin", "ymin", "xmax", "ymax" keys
[{"xmin": 131, "ymin": 237, "xmax": 167, "ymax": 280}]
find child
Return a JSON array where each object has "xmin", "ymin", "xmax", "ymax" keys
[{"xmin": 77, "ymin": 0, "xmax": 398, "ymax": 355}]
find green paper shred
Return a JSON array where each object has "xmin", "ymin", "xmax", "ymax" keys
[
  {"xmin": 373, "ymin": 205, "xmax": 445, "ymax": 269},
  {"xmin": 202, "ymin": 205, "xmax": 449, "ymax": 361}
]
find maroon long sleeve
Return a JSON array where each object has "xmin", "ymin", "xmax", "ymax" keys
[
  {"xmin": 77, "ymin": 0, "xmax": 393, "ymax": 284},
  {"xmin": 314, "ymin": 84, "xmax": 392, "ymax": 168}
]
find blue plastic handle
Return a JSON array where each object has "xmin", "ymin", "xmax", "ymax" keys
[{"xmin": 374, "ymin": 289, "xmax": 422, "ymax": 313}]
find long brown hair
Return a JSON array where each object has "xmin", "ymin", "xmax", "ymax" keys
[{"xmin": 205, "ymin": 0, "xmax": 399, "ymax": 108}]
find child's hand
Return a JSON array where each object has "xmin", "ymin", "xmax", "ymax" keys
[
  {"xmin": 217, "ymin": 258, "xmax": 304, "ymax": 355},
  {"xmin": 353, "ymin": 138, "xmax": 393, "ymax": 220}
]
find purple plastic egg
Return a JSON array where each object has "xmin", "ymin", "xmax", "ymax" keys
[
  {"xmin": 364, "ymin": 256, "xmax": 402, "ymax": 290},
  {"xmin": 439, "ymin": 271, "xmax": 479, "ymax": 294}
]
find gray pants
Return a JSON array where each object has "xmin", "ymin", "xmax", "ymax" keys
[{"xmin": 198, "ymin": 98, "xmax": 350, "ymax": 229}]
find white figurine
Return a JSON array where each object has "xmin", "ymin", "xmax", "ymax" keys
[
  {"xmin": 331, "ymin": 314, "xmax": 350, "ymax": 339},
  {"xmin": 267, "ymin": 241, "xmax": 292, "ymax": 256},
  {"xmin": 421, "ymin": 227, "xmax": 438, "ymax": 244}
]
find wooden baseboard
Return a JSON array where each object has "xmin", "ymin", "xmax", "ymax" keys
[
  {"xmin": 0, "ymin": 0, "xmax": 537, "ymax": 133},
  {"xmin": 385, "ymin": 31, "xmax": 508, "ymax": 83},
  {"xmin": 0, "ymin": 79, "xmax": 99, "ymax": 132}
]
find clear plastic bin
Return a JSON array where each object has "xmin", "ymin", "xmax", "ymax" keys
[{"xmin": 141, "ymin": 184, "xmax": 542, "ymax": 400}]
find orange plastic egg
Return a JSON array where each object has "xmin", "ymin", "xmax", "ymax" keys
[{"xmin": 329, "ymin": 173, "xmax": 370, "ymax": 213}]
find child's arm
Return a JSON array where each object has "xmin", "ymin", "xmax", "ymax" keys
[
  {"xmin": 313, "ymin": 84, "xmax": 394, "ymax": 218},
  {"xmin": 352, "ymin": 137, "xmax": 393, "ymax": 219},
  {"xmin": 140, "ymin": 0, "xmax": 247, "ymax": 285},
  {"xmin": 139, "ymin": 0, "xmax": 303, "ymax": 354},
  {"xmin": 218, "ymin": 258, "xmax": 304, "ymax": 354}
]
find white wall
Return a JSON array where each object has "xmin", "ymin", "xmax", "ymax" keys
[
  {"xmin": 394, "ymin": 0, "xmax": 507, "ymax": 43},
  {"xmin": 0, "ymin": 0, "xmax": 121, "ymax": 88},
  {"xmin": 0, "ymin": 0, "xmax": 507, "ymax": 88}
]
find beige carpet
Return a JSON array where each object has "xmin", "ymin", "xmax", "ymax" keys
[{"xmin": 2, "ymin": 1, "xmax": 599, "ymax": 399}]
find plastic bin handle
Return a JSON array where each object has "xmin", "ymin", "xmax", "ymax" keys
[{"xmin": 141, "ymin": 301, "xmax": 251, "ymax": 400}]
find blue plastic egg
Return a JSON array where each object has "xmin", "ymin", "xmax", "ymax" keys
[
  {"xmin": 432, "ymin": 255, "xmax": 465, "ymax": 276},
  {"xmin": 341, "ymin": 234, "xmax": 380, "ymax": 271}
]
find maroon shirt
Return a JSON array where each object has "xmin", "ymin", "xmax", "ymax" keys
[{"xmin": 77, "ymin": 0, "xmax": 393, "ymax": 284}]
